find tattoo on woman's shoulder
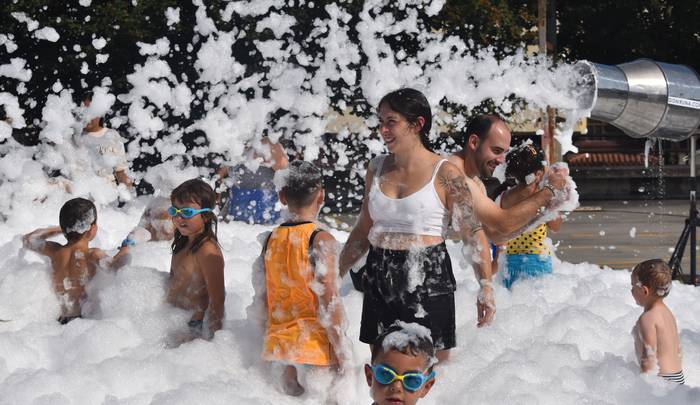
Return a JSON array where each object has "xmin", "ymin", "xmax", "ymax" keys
[{"xmin": 438, "ymin": 172, "xmax": 481, "ymax": 230}]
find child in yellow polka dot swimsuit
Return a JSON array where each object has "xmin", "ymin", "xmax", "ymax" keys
[{"xmin": 495, "ymin": 144, "xmax": 562, "ymax": 288}]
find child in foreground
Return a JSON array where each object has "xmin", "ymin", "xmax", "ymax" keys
[
  {"xmin": 166, "ymin": 179, "xmax": 225, "ymax": 340},
  {"xmin": 365, "ymin": 322, "xmax": 437, "ymax": 405},
  {"xmin": 23, "ymin": 197, "xmax": 132, "ymax": 324},
  {"xmin": 257, "ymin": 160, "xmax": 348, "ymax": 396},
  {"xmin": 631, "ymin": 259, "xmax": 684, "ymax": 384}
]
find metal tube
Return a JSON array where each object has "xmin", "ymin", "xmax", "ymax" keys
[{"xmin": 692, "ymin": 136, "xmax": 696, "ymax": 178}]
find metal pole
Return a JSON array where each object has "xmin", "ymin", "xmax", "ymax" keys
[{"xmin": 690, "ymin": 136, "xmax": 698, "ymax": 284}]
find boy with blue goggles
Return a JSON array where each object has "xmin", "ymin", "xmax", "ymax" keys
[{"xmin": 365, "ymin": 322, "xmax": 437, "ymax": 405}]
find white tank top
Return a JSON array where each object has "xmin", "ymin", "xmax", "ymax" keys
[{"xmin": 368, "ymin": 155, "xmax": 449, "ymax": 237}]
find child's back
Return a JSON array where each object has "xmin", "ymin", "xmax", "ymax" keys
[
  {"xmin": 47, "ymin": 243, "xmax": 100, "ymax": 319},
  {"xmin": 23, "ymin": 198, "xmax": 130, "ymax": 323},
  {"xmin": 631, "ymin": 259, "xmax": 684, "ymax": 383},
  {"xmin": 263, "ymin": 221, "xmax": 336, "ymax": 366},
  {"xmin": 634, "ymin": 301, "xmax": 683, "ymax": 375},
  {"xmin": 257, "ymin": 160, "xmax": 347, "ymax": 397}
]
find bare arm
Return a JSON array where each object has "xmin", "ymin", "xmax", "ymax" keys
[
  {"xmin": 115, "ymin": 170, "xmax": 133, "ymax": 188},
  {"xmin": 313, "ymin": 231, "xmax": 348, "ymax": 368},
  {"xmin": 636, "ymin": 315, "xmax": 659, "ymax": 373},
  {"xmin": 339, "ymin": 160, "xmax": 377, "ymax": 277},
  {"xmin": 107, "ymin": 244, "xmax": 132, "ymax": 270},
  {"xmin": 197, "ymin": 244, "xmax": 226, "ymax": 332},
  {"xmin": 269, "ymin": 141, "xmax": 289, "ymax": 171},
  {"xmin": 247, "ymin": 232, "xmax": 271, "ymax": 336},
  {"xmin": 438, "ymin": 162, "xmax": 495, "ymax": 327},
  {"xmin": 23, "ymin": 226, "xmax": 62, "ymax": 256}
]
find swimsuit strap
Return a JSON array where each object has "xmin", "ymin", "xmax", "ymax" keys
[
  {"xmin": 373, "ymin": 155, "xmax": 387, "ymax": 187},
  {"xmin": 429, "ymin": 159, "xmax": 447, "ymax": 182}
]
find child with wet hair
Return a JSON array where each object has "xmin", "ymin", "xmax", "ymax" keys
[
  {"xmin": 23, "ymin": 197, "xmax": 132, "ymax": 324},
  {"xmin": 631, "ymin": 259, "xmax": 684, "ymax": 383},
  {"xmin": 254, "ymin": 160, "xmax": 348, "ymax": 396},
  {"xmin": 494, "ymin": 142, "xmax": 563, "ymax": 288},
  {"xmin": 166, "ymin": 179, "xmax": 225, "ymax": 341},
  {"xmin": 365, "ymin": 322, "xmax": 437, "ymax": 405}
]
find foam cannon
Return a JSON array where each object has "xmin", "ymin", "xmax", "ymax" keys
[
  {"xmin": 574, "ymin": 59, "xmax": 700, "ymax": 140},
  {"xmin": 575, "ymin": 59, "xmax": 700, "ymax": 284}
]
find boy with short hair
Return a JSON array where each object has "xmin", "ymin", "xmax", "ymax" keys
[
  {"xmin": 365, "ymin": 322, "xmax": 437, "ymax": 405},
  {"xmin": 23, "ymin": 197, "xmax": 132, "ymax": 324},
  {"xmin": 631, "ymin": 259, "xmax": 684, "ymax": 384},
  {"xmin": 256, "ymin": 160, "xmax": 348, "ymax": 396}
]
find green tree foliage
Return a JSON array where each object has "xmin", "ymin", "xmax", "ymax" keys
[{"xmin": 557, "ymin": 0, "xmax": 700, "ymax": 69}]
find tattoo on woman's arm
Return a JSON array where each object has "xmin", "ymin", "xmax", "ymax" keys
[{"xmin": 438, "ymin": 173, "xmax": 482, "ymax": 232}]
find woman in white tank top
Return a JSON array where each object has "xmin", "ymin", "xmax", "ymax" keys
[{"xmin": 339, "ymin": 88, "xmax": 495, "ymax": 362}]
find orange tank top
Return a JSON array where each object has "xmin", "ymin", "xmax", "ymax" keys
[{"xmin": 262, "ymin": 221, "xmax": 336, "ymax": 366}]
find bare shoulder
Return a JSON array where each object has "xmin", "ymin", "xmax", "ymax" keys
[
  {"xmin": 446, "ymin": 152, "xmax": 465, "ymax": 174},
  {"xmin": 368, "ymin": 154, "xmax": 389, "ymax": 173},
  {"xmin": 436, "ymin": 161, "xmax": 470, "ymax": 187},
  {"xmin": 638, "ymin": 309, "xmax": 660, "ymax": 330},
  {"xmin": 88, "ymin": 247, "xmax": 108, "ymax": 261},
  {"xmin": 197, "ymin": 239, "xmax": 224, "ymax": 258},
  {"xmin": 312, "ymin": 229, "xmax": 337, "ymax": 249},
  {"xmin": 194, "ymin": 240, "xmax": 224, "ymax": 277}
]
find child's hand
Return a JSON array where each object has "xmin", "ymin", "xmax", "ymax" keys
[{"xmin": 126, "ymin": 227, "xmax": 152, "ymax": 245}]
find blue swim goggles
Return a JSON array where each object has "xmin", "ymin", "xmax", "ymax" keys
[
  {"xmin": 371, "ymin": 364, "xmax": 435, "ymax": 392},
  {"xmin": 167, "ymin": 206, "xmax": 212, "ymax": 219}
]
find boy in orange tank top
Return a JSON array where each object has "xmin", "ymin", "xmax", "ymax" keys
[{"xmin": 253, "ymin": 160, "xmax": 349, "ymax": 396}]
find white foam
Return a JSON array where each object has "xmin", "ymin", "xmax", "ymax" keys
[{"xmin": 1, "ymin": 1, "xmax": 697, "ymax": 402}]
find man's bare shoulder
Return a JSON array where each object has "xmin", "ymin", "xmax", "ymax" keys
[{"xmin": 446, "ymin": 151, "xmax": 465, "ymax": 174}]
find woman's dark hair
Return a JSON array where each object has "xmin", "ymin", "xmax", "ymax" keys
[
  {"xmin": 505, "ymin": 143, "xmax": 546, "ymax": 184},
  {"xmin": 378, "ymin": 88, "xmax": 433, "ymax": 150},
  {"xmin": 171, "ymin": 178, "xmax": 218, "ymax": 254}
]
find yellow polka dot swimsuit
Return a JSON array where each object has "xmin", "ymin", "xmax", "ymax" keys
[{"xmin": 506, "ymin": 223, "xmax": 549, "ymax": 255}]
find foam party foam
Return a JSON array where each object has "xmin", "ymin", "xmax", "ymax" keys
[
  {"xmin": 1, "ymin": 0, "xmax": 698, "ymax": 403},
  {"xmin": 1, "ymin": 204, "xmax": 700, "ymax": 404}
]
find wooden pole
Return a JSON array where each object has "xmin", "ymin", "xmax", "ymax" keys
[
  {"xmin": 538, "ymin": 0, "xmax": 551, "ymax": 163},
  {"xmin": 538, "ymin": 0, "xmax": 559, "ymax": 163}
]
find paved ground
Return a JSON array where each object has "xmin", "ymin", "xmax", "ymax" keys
[
  {"xmin": 553, "ymin": 199, "xmax": 694, "ymax": 271},
  {"xmin": 324, "ymin": 199, "xmax": 700, "ymax": 276}
]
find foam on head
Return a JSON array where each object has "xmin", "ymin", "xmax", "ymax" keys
[
  {"xmin": 632, "ymin": 258, "xmax": 672, "ymax": 297},
  {"xmin": 59, "ymin": 197, "xmax": 97, "ymax": 241},
  {"xmin": 371, "ymin": 321, "xmax": 436, "ymax": 369},
  {"xmin": 505, "ymin": 141, "xmax": 546, "ymax": 184},
  {"xmin": 274, "ymin": 160, "xmax": 323, "ymax": 207}
]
